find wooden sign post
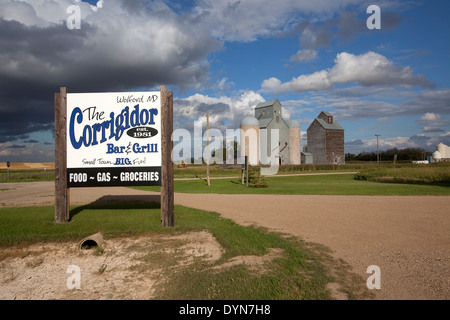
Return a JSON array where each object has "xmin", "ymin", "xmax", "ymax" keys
[
  {"xmin": 54, "ymin": 87, "xmax": 69, "ymax": 223},
  {"xmin": 160, "ymin": 86, "xmax": 174, "ymax": 227}
]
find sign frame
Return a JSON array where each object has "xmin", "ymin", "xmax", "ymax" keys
[
  {"xmin": 65, "ymin": 91, "xmax": 162, "ymax": 188},
  {"xmin": 54, "ymin": 87, "xmax": 174, "ymax": 227}
]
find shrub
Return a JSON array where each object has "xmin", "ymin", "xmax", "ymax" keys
[{"xmin": 247, "ymin": 166, "xmax": 268, "ymax": 188}]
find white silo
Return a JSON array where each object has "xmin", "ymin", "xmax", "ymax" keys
[
  {"xmin": 286, "ymin": 119, "xmax": 301, "ymax": 165},
  {"xmin": 240, "ymin": 117, "xmax": 260, "ymax": 165},
  {"xmin": 432, "ymin": 151, "xmax": 442, "ymax": 161},
  {"xmin": 437, "ymin": 143, "xmax": 447, "ymax": 159}
]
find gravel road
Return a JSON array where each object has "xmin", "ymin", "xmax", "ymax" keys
[{"xmin": 1, "ymin": 181, "xmax": 448, "ymax": 300}]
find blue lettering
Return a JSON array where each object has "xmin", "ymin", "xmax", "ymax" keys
[
  {"xmin": 133, "ymin": 143, "xmax": 140, "ymax": 153},
  {"xmin": 130, "ymin": 105, "xmax": 140, "ymax": 127},
  {"xmin": 140, "ymin": 108, "xmax": 149, "ymax": 125},
  {"xmin": 114, "ymin": 158, "xmax": 132, "ymax": 165},
  {"xmin": 82, "ymin": 125, "xmax": 92, "ymax": 147},
  {"xmin": 107, "ymin": 144, "xmax": 115, "ymax": 154},
  {"xmin": 68, "ymin": 104, "xmax": 159, "ymax": 149},
  {"xmin": 109, "ymin": 112, "xmax": 115, "ymax": 139},
  {"xmin": 149, "ymin": 108, "xmax": 158, "ymax": 125},
  {"xmin": 69, "ymin": 107, "xmax": 83, "ymax": 149}
]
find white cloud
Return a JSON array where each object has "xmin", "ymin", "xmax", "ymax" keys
[
  {"xmin": 262, "ymin": 70, "xmax": 332, "ymax": 94},
  {"xmin": 174, "ymin": 90, "xmax": 265, "ymax": 130},
  {"xmin": 417, "ymin": 113, "xmax": 448, "ymax": 134},
  {"xmin": 290, "ymin": 49, "xmax": 317, "ymax": 62},
  {"xmin": 329, "ymin": 52, "xmax": 431, "ymax": 87},
  {"xmin": 262, "ymin": 51, "xmax": 434, "ymax": 94},
  {"xmin": 419, "ymin": 113, "xmax": 440, "ymax": 122}
]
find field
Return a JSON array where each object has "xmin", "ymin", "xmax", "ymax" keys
[
  {"xmin": 355, "ymin": 162, "xmax": 450, "ymax": 184},
  {"xmin": 1, "ymin": 162, "xmax": 448, "ymax": 300},
  {"xmin": 2, "ymin": 161, "xmax": 449, "ymax": 190},
  {"xmin": 135, "ymin": 161, "xmax": 450, "ymax": 196},
  {"xmin": 0, "ymin": 163, "xmax": 54, "ymax": 183}
]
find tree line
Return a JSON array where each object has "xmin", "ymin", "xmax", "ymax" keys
[{"xmin": 345, "ymin": 148, "xmax": 431, "ymax": 162}]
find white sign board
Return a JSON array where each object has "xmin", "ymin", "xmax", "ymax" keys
[{"xmin": 66, "ymin": 92, "xmax": 161, "ymax": 187}]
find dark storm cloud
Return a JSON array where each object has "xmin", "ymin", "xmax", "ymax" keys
[
  {"xmin": 408, "ymin": 135, "xmax": 431, "ymax": 145},
  {"xmin": 0, "ymin": 3, "xmax": 220, "ymax": 143},
  {"xmin": 345, "ymin": 139, "xmax": 365, "ymax": 146},
  {"xmin": 297, "ymin": 10, "xmax": 402, "ymax": 49},
  {"xmin": 7, "ymin": 144, "xmax": 26, "ymax": 149}
]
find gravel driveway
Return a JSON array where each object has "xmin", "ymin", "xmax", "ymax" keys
[{"xmin": 1, "ymin": 181, "xmax": 449, "ymax": 300}]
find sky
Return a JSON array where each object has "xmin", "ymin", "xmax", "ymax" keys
[{"xmin": 0, "ymin": 0, "xmax": 449, "ymax": 162}]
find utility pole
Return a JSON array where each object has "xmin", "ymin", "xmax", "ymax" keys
[
  {"xmin": 206, "ymin": 111, "xmax": 210, "ymax": 186},
  {"xmin": 375, "ymin": 134, "xmax": 381, "ymax": 163}
]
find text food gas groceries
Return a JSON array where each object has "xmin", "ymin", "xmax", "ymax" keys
[{"xmin": 66, "ymin": 92, "xmax": 161, "ymax": 187}]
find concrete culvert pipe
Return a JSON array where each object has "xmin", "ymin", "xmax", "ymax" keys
[{"xmin": 77, "ymin": 232, "xmax": 104, "ymax": 250}]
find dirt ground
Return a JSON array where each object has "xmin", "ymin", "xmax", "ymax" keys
[
  {"xmin": 0, "ymin": 231, "xmax": 226, "ymax": 300},
  {"xmin": 0, "ymin": 181, "xmax": 449, "ymax": 300}
]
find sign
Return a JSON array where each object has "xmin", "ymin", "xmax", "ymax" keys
[{"xmin": 66, "ymin": 92, "xmax": 161, "ymax": 187}]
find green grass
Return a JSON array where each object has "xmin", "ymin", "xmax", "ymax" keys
[
  {"xmin": 0, "ymin": 203, "xmax": 371, "ymax": 300},
  {"xmin": 138, "ymin": 173, "xmax": 450, "ymax": 196},
  {"xmin": 355, "ymin": 162, "xmax": 450, "ymax": 184},
  {"xmin": 0, "ymin": 202, "xmax": 173, "ymax": 246},
  {"xmin": 0, "ymin": 169, "xmax": 54, "ymax": 183}
]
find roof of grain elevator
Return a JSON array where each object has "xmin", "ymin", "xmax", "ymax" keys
[
  {"xmin": 240, "ymin": 116, "xmax": 260, "ymax": 126},
  {"xmin": 255, "ymin": 100, "xmax": 278, "ymax": 109}
]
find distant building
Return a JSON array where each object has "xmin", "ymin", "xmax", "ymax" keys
[
  {"xmin": 432, "ymin": 143, "xmax": 450, "ymax": 162},
  {"xmin": 307, "ymin": 111, "xmax": 345, "ymax": 165},
  {"xmin": 301, "ymin": 152, "xmax": 313, "ymax": 164},
  {"xmin": 240, "ymin": 100, "xmax": 301, "ymax": 165}
]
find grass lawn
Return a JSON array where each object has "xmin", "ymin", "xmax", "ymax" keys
[
  {"xmin": 0, "ymin": 203, "xmax": 371, "ymax": 300},
  {"xmin": 137, "ymin": 173, "xmax": 450, "ymax": 196}
]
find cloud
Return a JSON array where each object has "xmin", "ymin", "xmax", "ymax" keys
[
  {"xmin": 0, "ymin": 141, "xmax": 53, "ymax": 162},
  {"xmin": 262, "ymin": 51, "xmax": 434, "ymax": 94},
  {"xmin": 290, "ymin": 49, "xmax": 317, "ymax": 62},
  {"xmin": 0, "ymin": 0, "xmax": 220, "ymax": 143},
  {"xmin": 344, "ymin": 134, "xmax": 449, "ymax": 154},
  {"xmin": 423, "ymin": 126, "xmax": 445, "ymax": 133},
  {"xmin": 7, "ymin": 144, "xmax": 26, "ymax": 149},
  {"xmin": 329, "ymin": 52, "xmax": 432, "ymax": 87},
  {"xmin": 310, "ymin": 88, "xmax": 450, "ymax": 123},
  {"xmin": 416, "ymin": 113, "xmax": 448, "ymax": 134},
  {"xmin": 297, "ymin": 10, "xmax": 402, "ymax": 49},
  {"xmin": 346, "ymin": 139, "xmax": 364, "ymax": 146},
  {"xmin": 216, "ymin": 77, "xmax": 234, "ymax": 91},
  {"xmin": 419, "ymin": 113, "xmax": 440, "ymax": 122},
  {"xmin": 174, "ymin": 90, "xmax": 265, "ymax": 131},
  {"xmin": 297, "ymin": 21, "xmax": 332, "ymax": 48},
  {"xmin": 191, "ymin": 0, "xmax": 402, "ymax": 42}
]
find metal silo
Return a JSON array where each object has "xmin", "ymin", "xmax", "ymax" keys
[
  {"xmin": 240, "ymin": 117, "xmax": 260, "ymax": 165},
  {"xmin": 437, "ymin": 143, "xmax": 447, "ymax": 159},
  {"xmin": 432, "ymin": 151, "xmax": 442, "ymax": 161}
]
